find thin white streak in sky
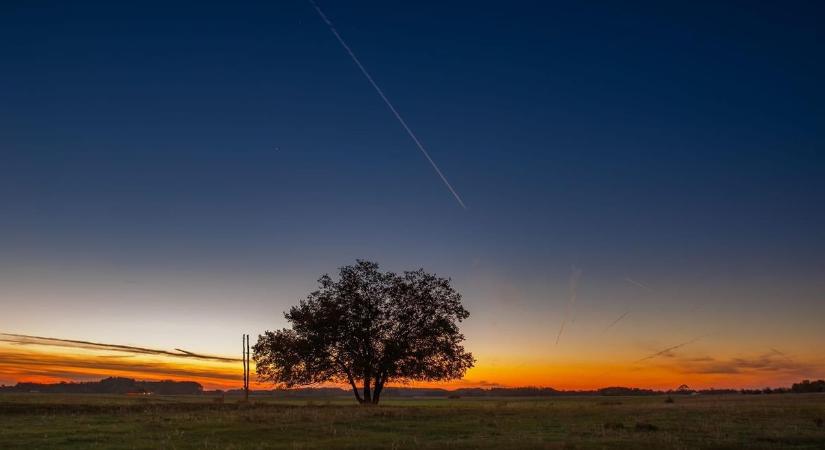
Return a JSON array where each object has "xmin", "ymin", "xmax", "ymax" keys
[
  {"xmin": 624, "ymin": 277, "xmax": 654, "ymax": 292},
  {"xmin": 604, "ymin": 310, "xmax": 631, "ymax": 332},
  {"xmin": 634, "ymin": 334, "xmax": 710, "ymax": 363},
  {"xmin": 555, "ymin": 266, "xmax": 583, "ymax": 345},
  {"xmin": 308, "ymin": 0, "xmax": 467, "ymax": 209}
]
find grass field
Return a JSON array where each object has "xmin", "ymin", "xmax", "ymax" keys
[{"xmin": 1, "ymin": 393, "xmax": 824, "ymax": 449}]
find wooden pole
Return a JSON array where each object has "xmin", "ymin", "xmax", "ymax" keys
[
  {"xmin": 245, "ymin": 334, "xmax": 250, "ymax": 402},
  {"xmin": 242, "ymin": 334, "xmax": 247, "ymax": 401}
]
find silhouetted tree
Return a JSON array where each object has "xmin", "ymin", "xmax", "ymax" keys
[{"xmin": 253, "ymin": 260, "xmax": 474, "ymax": 404}]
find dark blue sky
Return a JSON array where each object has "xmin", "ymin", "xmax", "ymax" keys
[{"xmin": 1, "ymin": 1, "xmax": 824, "ymax": 375}]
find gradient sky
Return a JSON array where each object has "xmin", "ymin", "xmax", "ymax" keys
[{"xmin": 1, "ymin": 0, "xmax": 824, "ymax": 390}]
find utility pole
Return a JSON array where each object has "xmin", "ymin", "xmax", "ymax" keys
[
  {"xmin": 242, "ymin": 334, "xmax": 250, "ymax": 402},
  {"xmin": 246, "ymin": 334, "xmax": 250, "ymax": 401}
]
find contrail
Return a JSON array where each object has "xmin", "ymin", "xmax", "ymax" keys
[
  {"xmin": 307, "ymin": 0, "xmax": 467, "ymax": 209},
  {"xmin": 604, "ymin": 310, "xmax": 631, "ymax": 332},
  {"xmin": 624, "ymin": 277, "xmax": 653, "ymax": 292},
  {"xmin": 555, "ymin": 266, "xmax": 582, "ymax": 345},
  {"xmin": 174, "ymin": 348, "xmax": 238, "ymax": 362},
  {"xmin": 635, "ymin": 335, "xmax": 709, "ymax": 363}
]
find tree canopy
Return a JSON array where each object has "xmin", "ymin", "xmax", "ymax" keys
[{"xmin": 253, "ymin": 260, "xmax": 474, "ymax": 404}]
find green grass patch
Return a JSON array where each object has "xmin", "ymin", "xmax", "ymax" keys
[{"xmin": 1, "ymin": 393, "xmax": 824, "ymax": 448}]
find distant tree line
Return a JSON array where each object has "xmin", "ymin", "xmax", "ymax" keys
[
  {"xmin": 3, "ymin": 378, "xmax": 822, "ymax": 397},
  {"xmin": 0, "ymin": 377, "xmax": 202, "ymax": 395},
  {"xmin": 210, "ymin": 386, "xmax": 567, "ymax": 398},
  {"xmin": 791, "ymin": 379, "xmax": 825, "ymax": 393},
  {"xmin": 206, "ymin": 380, "xmax": 825, "ymax": 398},
  {"xmin": 598, "ymin": 387, "xmax": 658, "ymax": 396}
]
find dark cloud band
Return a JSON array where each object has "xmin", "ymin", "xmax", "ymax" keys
[{"xmin": 0, "ymin": 333, "xmax": 239, "ymax": 363}]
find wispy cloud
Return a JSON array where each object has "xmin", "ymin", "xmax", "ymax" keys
[
  {"xmin": 0, "ymin": 333, "xmax": 239, "ymax": 363},
  {"xmin": 0, "ymin": 349, "xmax": 242, "ymax": 385},
  {"xmin": 0, "ymin": 333, "xmax": 246, "ymax": 388},
  {"xmin": 669, "ymin": 351, "xmax": 816, "ymax": 376},
  {"xmin": 769, "ymin": 348, "xmax": 795, "ymax": 365},
  {"xmin": 635, "ymin": 335, "xmax": 709, "ymax": 363}
]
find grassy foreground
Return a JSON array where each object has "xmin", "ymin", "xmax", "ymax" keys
[{"xmin": 1, "ymin": 393, "xmax": 824, "ymax": 449}]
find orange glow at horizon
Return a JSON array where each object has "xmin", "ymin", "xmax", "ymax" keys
[{"xmin": 2, "ymin": 338, "xmax": 821, "ymax": 392}]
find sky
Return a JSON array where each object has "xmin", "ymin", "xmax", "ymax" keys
[{"xmin": 1, "ymin": 0, "xmax": 824, "ymax": 390}]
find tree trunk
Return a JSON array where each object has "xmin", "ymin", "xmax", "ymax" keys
[
  {"xmin": 372, "ymin": 380, "xmax": 383, "ymax": 404},
  {"xmin": 351, "ymin": 386, "xmax": 364, "ymax": 404},
  {"xmin": 362, "ymin": 375, "xmax": 372, "ymax": 404},
  {"xmin": 346, "ymin": 375, "xmax": 363, "ymax": 404}
]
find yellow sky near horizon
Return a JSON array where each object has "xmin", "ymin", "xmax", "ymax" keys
[{"xmin": 3, "ymin": 259, "xmax": 824, "ymax": 393}]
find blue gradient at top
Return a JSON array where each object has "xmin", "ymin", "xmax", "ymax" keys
[{"xmin": 1, "ymin": 0, "xmax": 823, "ymax": 292}]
